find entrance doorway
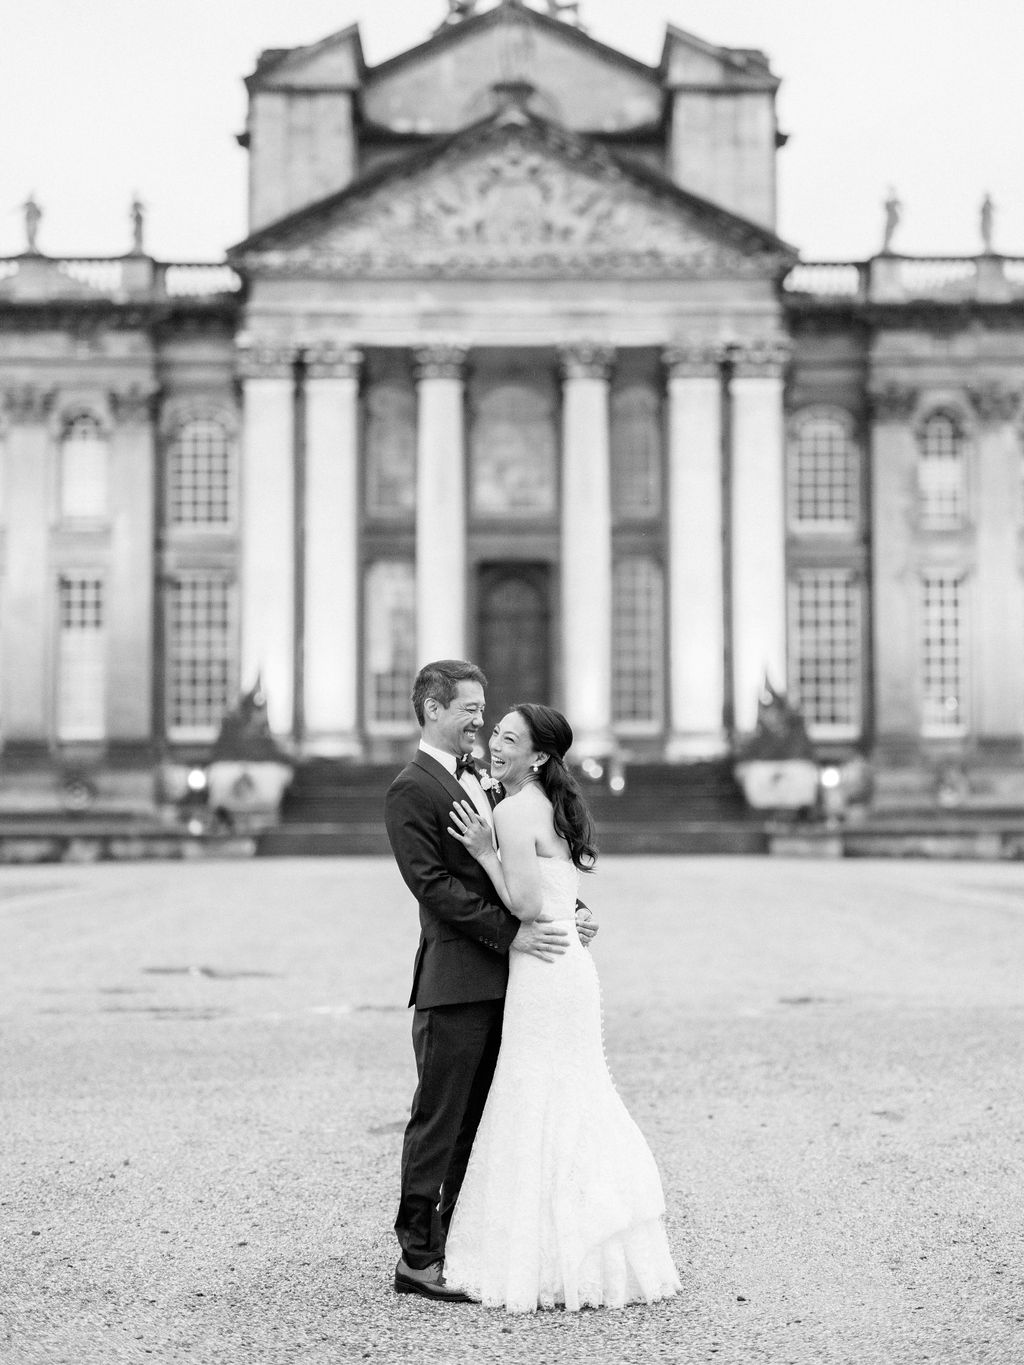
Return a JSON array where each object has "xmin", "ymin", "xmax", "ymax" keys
[{"xmin": 475, "ymin": 563, "xmax": 553, "ymax": 719}]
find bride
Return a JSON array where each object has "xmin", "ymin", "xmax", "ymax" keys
[{"xmin": 443, "ymin": 702, "xmax": 681, "ymax": 1314}]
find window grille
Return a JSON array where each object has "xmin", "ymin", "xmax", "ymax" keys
[
  {"xmin": 57, "ymin": 574, "xmax": 105, "ymax": 740},
  {"xmin": 917, "ymin": 413, "xmax": 966, "ymax": 529},
  {"xmin": 168, "ymin": 418, "xmax": 233, "ymax": 526},
  {"xmin": 166, "ymin": 576, "xmax": 235, "ymax": 738},
  {"xmin": 920, "ymin": 573, "xmax": 966, "ymax": 734},
  {"xmin": 611, "ymin": 385, "xmax": 661, "ymax": 520},
  {"xmin": 365, "ymin": 561, "xmax": 416, "ymax": 728},
  {"xmin": 790, "ymin": 570, "xmax": 862, "ymax": 738},
  {"xmin": 789, "ymin": 412, "xmax": 858, "ymax": 529},
  {"xmin": 60, "ymin": 414, "xmax": 107, "ymax": 520},
  {"xmin": 612, "ymin": 556, "xmax": 664, "ymax": 728}
]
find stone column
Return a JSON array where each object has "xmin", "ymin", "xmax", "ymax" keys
[
  {"xmin": 238, "ymin": 342, "xmax": 296, "ymax": 737},
  {"xmin": 560, "ymin": 345, "xmax": 614, "ymax": 758},
  {"xmin": 730, "ymin": 340, "xmax": 790, "ymax": 733},
  {"xmin": 1, "ymin": 386, "xmax": 55, "ymax": 743},
  {"xmin": 303, "ymin": 345, "xmax": 363, "ymax": 756},
  {"xmin": 971, "ymin": 384, "xmax": 1024, "ymax": 738},
  {"xmin": 869, "ymin": 383, "xmax": 920, "ymax": 744},
  {"xmin": 107, "ymin": 386, "xmax": 156, "ymax": 743},
  {"xmin": 663, "ymin": 344, "xmax": 726, "ymax": 757},
  {"xmin": 414, "ymin": 346, "xmax": 467, "ymax": 665}
]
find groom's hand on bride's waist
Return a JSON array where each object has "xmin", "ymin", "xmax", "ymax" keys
[
  {"xmin": 510, "ymin": 920, "xmax": 571, "ymax": 961},
  {"xmin": 575, "ymin": 899, "xmax": 598, "ymax": 949}
]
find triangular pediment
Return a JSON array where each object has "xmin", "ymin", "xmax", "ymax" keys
[
  {"xmin": 231, "ymin": 112, "xmax": 793, "ymax": 281},
  {"xmin": 365, "ymin": 2, "xmax": 662, "ymax": 135}
]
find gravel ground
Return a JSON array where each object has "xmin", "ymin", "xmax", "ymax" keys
[{"xmin": 2, "ymin": 855, "xmax": 1023, "ymax": 1365}]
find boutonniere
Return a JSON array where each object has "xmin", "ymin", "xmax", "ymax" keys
[{"xmin": 478, "ymin": 773, "xmax": 503, "ymax": 795}]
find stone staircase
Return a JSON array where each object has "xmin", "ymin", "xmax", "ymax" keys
[{"xmin": 259, "ymin": 757, "xmax": 768, "ymax": 856}]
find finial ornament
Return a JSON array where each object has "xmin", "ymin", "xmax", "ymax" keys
[
  {"xmin": 22, "ymin": 194, "xmax": 42, "ymax": 254},
  {"xmin": 881, "ymin": 186, "xmax": 901, "ymax": 255}
]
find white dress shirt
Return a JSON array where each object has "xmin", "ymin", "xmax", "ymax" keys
[{"xmin": 418, "ymin": 740, "xmax": 495, "ymax": 833}]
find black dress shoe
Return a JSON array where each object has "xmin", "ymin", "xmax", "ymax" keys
[{"xmin": 394, "ymin": 1257, "xmax": 473, "ymax": 1303}]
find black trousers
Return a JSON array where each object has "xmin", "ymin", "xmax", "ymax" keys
[{"xmin": 395, "ymin": 998, "xmax": 504, "ymax": 1269}]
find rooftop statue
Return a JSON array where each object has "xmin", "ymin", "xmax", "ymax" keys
[
  {"xmin": 881, "ymin": 187, "xmax": 901, "ymax": 255},
  {"xmin": 130, "ymin": 195, "xmax": 146, "ymax": 255},
  {"xmin": 980, "ymin": 192, "xmax": 995, "ymax": 255},
  {"xmin": 22, "ymin": 194, "xmax": 42, "ymax": 254}
]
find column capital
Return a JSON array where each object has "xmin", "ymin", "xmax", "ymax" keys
[
  {"xmin": 868, "ymin": 382, "xmax": 919, "ymax": 423},
  {"xmin": 968, "ymin": 382, "xmax": 1022, "ymax": 424},
  {"xmin": 414, "ymin": 344, "xmax": 467, "ymax": 381},
  {"xmin": 108, "ymin": 384, "xmax": 159, "ymax": 425},
  {"xmin": 560, "ymin": 344, "xmax": 614, "ymax": 381},
  {"xmin": 3, "ymin": 384, "xmax": 57, "ymax": 424},
  {"xmin": 305, "ymin": 343, "xmax": 362, "ymax": 381},
  {"xmin": 729, "ymin": 338, "xmax": 791, "ymax": 379},
  {"xmin": 236, "ymin": 338, "xmax": 298, "ymax": 381},
  {"xmin": 663, "ymin": 342, "xmax": 722, "ymax": 380}
]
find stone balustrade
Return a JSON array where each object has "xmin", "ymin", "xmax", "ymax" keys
[
  {"xmin": 784, "ymin": 255, "xmax": 1024, "ymax": 304},
  {"xmin": 0, "ymin": 255, "xmax": 242, "ymax": 301}
]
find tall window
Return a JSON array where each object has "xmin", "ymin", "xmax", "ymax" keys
[
  {"xmin": 57, "ymin": 575, "xmax": 105, "ymax": 740},
  {"xmin": 60, "ymin": 414, "xmax": 108, "ymax": 520},
  {"xmin": 917, "ymin": 412, "xmax": 966, "ymax": 529},
  {"xmin": 365, "ymin": 561, "xmax": 416, "ymax": 728},
  {"xmin": 611, "ymin": 385, "xmax": 661, "ymax": 520},
  {"xmin": 166, "ymin": 576, "xmax": 235, "ymax": 738},
  {"xmin": 612, "ymin": 557, "xmax": 664, "ymax": 728},
  {"xmin": 364, "ymin": 385, "xmax": 416, "ymax": 517},
  {"xmin": 920, "ymin": 573, "xmax": 966, "ymax": 735},
  {"xmin": 788, "ymin": 411, "xmax": 858, "ymax": 529},
  {"xmin": 167, "ymin": 417, "xmax": 233, "ymax": 526},
  {"xmin": 790, "ymin": 571, "xmax": 862, "ymax": 738}
]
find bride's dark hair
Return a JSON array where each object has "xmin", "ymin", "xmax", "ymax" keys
[{"xmin": 510, "ymin": 703, "xmax": 597, "ymax": 873}]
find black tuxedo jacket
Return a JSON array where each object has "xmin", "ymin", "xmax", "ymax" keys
[{"xmin": 384, "ymin": 751, "xmax": 520, "ymax": 1009}]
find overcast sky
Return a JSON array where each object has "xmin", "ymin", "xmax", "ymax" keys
[{"xmin": 1, "ymin": 0, "xmax": 1021, "ymax": 263}]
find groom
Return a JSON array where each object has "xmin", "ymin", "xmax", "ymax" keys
[{"xmin": 385, "ymin": 658, "xmax": 577, "ymax": 1302}]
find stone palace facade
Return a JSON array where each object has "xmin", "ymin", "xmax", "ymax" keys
[{"xmin": 3, "ymin": 0, "xmax": 1024, "ymax": 804}]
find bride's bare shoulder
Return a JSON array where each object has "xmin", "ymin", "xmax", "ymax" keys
[{"xmin": 494, "ymin": 787, "xmax": 550, "ymax": 831}]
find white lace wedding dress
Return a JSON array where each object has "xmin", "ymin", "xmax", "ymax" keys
[{"xmin": 443, "ymin": 857, "xmax": 681, "ymax": 1313}]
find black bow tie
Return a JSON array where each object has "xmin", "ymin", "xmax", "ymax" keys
[{"xmin": 455, "ymin": 755, "xmax": 476, "ymax": 777}]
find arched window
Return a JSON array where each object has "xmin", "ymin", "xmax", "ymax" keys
[
  {"xmin": 364, "ymin": 561, "xmax": 416, "ymax": 729},
  {"xmin": 612, "ymin": 556, "xmax": 664, "ymax": 728},
  {"xmin": 167, "ymin": 417, "xmax": 233, "ymax": 526},
  {"xmin": 60, "ymin": 413, "xmax": 108, "ymax": 520},
  {"xmin": 788, "ymin": 410, "xmax": 858, "ymax": 530},
  {"xmin": 917, "ymin": 411, "xmax": 966, "ymax": 529}
]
